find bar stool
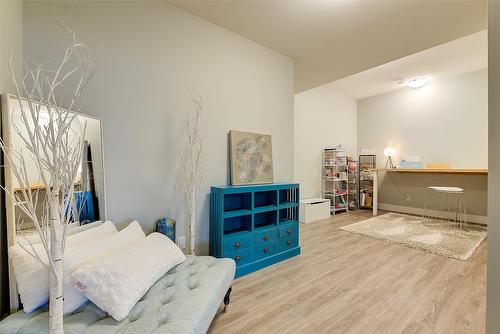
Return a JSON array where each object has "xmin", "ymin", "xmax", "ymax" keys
[{"xmin": 423, "ymin": 186, "xmax": 466, "ymax": 231}]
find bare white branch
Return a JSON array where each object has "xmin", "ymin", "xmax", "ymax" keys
[
  {"xmin": 2, "ymin": 25, "xmax": 97, "ymax": 334},
  {"xmin": 179, "ymin": 91, "xmax": 208, "ymax": 255}
]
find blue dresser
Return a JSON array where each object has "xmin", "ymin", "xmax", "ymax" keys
[{"xmin": 210, "ymin": 183, "xmax": 300, "ymax": 278}]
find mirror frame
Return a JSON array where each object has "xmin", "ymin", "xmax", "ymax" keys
[{"xmin": 0, "ymin": 93, "xmax": 107, "ymax": 311}]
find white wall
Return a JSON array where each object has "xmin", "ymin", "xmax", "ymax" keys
[
  {"xmin": 358, "ymin": 69, "xmax": 487, "ymax": 168},
  {"xmin": 0, "ymin": 0, "xmax": 23, "ymax": 94},
  {"xmin": 294, "ymin": 87, "xmax": 357, "ymax": 199},
  {"xmin": 23, "ymin": 1, "xmax": 295, "ymax": 254},
  {"xmin": 487, "ymin": 2, "xmax": 500, "ymax": 332},
  {"xmin": 357, "ymin": 69, "xmax": 488, "ymax": 218}
]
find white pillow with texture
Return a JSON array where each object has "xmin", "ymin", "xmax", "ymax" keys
[
  {"xmin": 71, "ymin": 232, "xmax": 186, "ymax": 321},
  {"xmin": 9, "ymin": 221, "xmax": 117, "ymax": 313},
  {"xmin": 63, "ymin": 221, "xmax": 145, "ymax": 314}
]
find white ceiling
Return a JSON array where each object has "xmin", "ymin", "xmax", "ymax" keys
[
  {"xmin": 169, "ymin": 0, "xmax": 487, "ymax": 93},
  {"xmin": 324, "ymin": 30, "xmax": 487, "ymax": 100}
]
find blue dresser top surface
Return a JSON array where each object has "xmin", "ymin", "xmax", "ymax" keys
[{"xmin": 211, "ymin": 183, "xmax": 299, "ymax": 192}]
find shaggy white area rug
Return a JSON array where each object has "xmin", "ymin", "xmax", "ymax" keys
[{"xmin": 340, "ymin": 212, "xmax": 487, "ymax": 261}]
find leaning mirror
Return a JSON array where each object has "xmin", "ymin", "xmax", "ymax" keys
[
  {"xmin": 2, "ymin": 94, "xmax": 106, "ymax": 237},
  {"xmin": 1, "ymin": 94, "xmax": 106, "ymax": 308}
]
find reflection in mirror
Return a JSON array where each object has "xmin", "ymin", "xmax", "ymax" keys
[{"xmin": 3, "ymin": 95, "xmax": 106, "ymax": 238}]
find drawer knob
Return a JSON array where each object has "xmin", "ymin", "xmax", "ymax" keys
[
  {"xmin": 234, "ymin": 242, "xmax": 241, "ymax": 248},
  {"xmin": 287, "ymin": 229, "xmax": 292, "ymax": 235},
  {"xmin": 235, "ymin": 255, "xmax": 241, "ymax": 262},
  {"xmin": 263, "ymin": 246, "xmax": 269, "ymax": 253},
  {"xmin": 287, "ymin": 240, "xmax": 292, "ymax": 245},
  {"xmin": 263, "ymin": 235, "xmax": 269, "ymax": 241}
]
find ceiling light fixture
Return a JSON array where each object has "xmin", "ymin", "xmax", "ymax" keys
[{"xmin": 405, "ymin": 77, "xmax": 431, "ymax": 89}]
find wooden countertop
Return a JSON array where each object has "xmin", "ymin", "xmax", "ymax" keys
[{"xmin": 376, "ymin": 168, "xmax": 488, "ymax": 175}]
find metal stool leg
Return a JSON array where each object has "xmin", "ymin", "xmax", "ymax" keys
[
  {"xmin": 430, "ymin": 189, "xmax": 437, "ymax": 225},
  {"xmin": 449, "ymin": 192, "xmax": 454, "ymax": 232},
  {"xmin": 423, "ymin": 188, "xmax": 429, "ymax": 223},
  {"xmin": 461, "ymin": 194, "xmax": 467, "ymax": 231}
]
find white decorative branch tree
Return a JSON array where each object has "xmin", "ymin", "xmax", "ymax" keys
[
  {"xmin": 1, "ymin": 28, "xmax": 97, "ymax": 334},
  {"xmin": 180, "ymin": 93, "xmax": 208, "ymax": 255}
]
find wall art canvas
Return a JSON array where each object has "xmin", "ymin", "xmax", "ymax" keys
[{"xmin": 229, "ymin": 130, "xmax": 274, "ymax": 185}]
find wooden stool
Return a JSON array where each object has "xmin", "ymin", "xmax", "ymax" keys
[{"xmin": 423, "ymin": 186, "xmax": 466, "ymax": 231}]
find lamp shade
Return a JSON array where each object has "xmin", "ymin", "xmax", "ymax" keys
[{"xmin": 384, "ymin": 147, "xmax": 396, "ymax": 157}]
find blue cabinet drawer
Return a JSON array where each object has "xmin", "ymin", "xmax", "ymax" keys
[
  {"xmin": 253, "ymin": 243, "xmax": 276, "ymax": 260},
  {"xmin": 277, "ymin": 235, "xmax": 299, "ymax": 252},
  {"xmin": 224, "ymin": 248, "xmax": 253, "ymax": 266},
  {"xmin": 278, "ymin": 221, "xmax": 298, "ymax": 239},
  {"xmin": 254, "ymin": 227, "xmax": 277, "ymax": 245},
  {"xmin": 223, "ymin": 232, "xmax": 253, "ymax": 253}
]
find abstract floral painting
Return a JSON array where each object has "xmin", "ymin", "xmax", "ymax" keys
[{"xmin": 229, "ymin": 130, "xmax": 274, "ymax": 185}]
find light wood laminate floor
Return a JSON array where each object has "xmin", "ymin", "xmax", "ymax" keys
[{"xmin": 208, "ymin": 210, "xmax": 486, "ymax": 334}]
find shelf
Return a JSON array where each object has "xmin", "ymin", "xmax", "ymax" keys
[
  {"xmin": 279, "ymin": 189, "xmax": 299, "ymax": 206},
  {"xmin": 224, "ymin": 209, "xmax": 253, "ymax": 218},
  {"xmin": 254, "ymin": 211, "xmax": 277, "ymax": 229},
  {"xmin": 331, "ymin": 207, "xmax": 347, "ymax": 212},
  {"xmin": 253, "ymin": 205, "xmax": 277, "ymax": 213},
  {"xmin": 323, "ymin": 148, "xmax": 351, "ymax": 215},
  {"xmin": 279, "ymin": 202, "xmax": 298, "ymax": 209},
  {"xmin": 254, "ymin": 224, "xmax": 275, "ymax": 232},
  {"xmin": 224, "ymin": 193, "xmax": 251, "ymax": 213},
  {"xmin": 224, "ymin": 215, "xmax": 252, "ymax": 235},
  {"xmin": 279, "ymin": 207, "xmax": 298, "ymax": 222},
  {"xmin": 254, "ymin": 190, "xmax": 277, "ymax": 208}
]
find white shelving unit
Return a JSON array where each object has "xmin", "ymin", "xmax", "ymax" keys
[
  {"xmin": 347, "ymin": 158, "xmax": 358, "ymax": 210},
  {"xmin": 358, "ymin": 155, "xmax": 376, "ymax": 210},
  {"xmin": 322, "ymin": 147, "xmax": 349, "ymax": 214}
]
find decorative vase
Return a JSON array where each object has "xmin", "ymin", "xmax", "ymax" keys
[{"xmin": 155, "ymin": 217, "xmax": 176, "ymax": 242}]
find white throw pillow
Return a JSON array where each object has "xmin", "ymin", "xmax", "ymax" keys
[
  {"xmin": 9, "ymin": 221, "xmax": 117, "ymax": 313},
  {"xmin": 63, "ymin": 221, "xmax": 145, "ymax": 313},
  {"xmin": 18, "ymin": 221, "xmax": 104, "ymax": 245},
  {"xmin": 71, "ymin": 232, "xmax": 186, "ymax": 321}
]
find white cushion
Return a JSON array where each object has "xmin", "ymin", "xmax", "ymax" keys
[
  {"xmin": 63, "ymin": 220, "xmax": 145, "ymax": 314},
  {"xmin": 9, "ymin": 221, "xmax": 117, "ymax": 313},
  {"xmin": 17, "ymin": 221, "xmax": 104, "ymax": 245},
  {"xmin": 71, "ymin": 232, "xmax": 186, "ymax": 321}
]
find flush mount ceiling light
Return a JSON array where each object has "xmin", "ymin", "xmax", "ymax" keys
[{"xmin": 405, "ymin": 77, "xmax": 431, "ymax": 89}]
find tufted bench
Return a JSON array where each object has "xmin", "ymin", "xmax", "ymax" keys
[{"xmin": 0, "ymin": 256, "xmax": 235, "ymax": 334}]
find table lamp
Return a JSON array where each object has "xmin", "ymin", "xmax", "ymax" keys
[{"xmin": 384, "ymin": 147, "xmax": 396, "ymax": 169}]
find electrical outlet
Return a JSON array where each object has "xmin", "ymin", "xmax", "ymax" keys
[
  {"xmin": 405, "ymin": 193, "xmax": 411, "ymax": 201},
  {"xmin": 177, "ymin": 236, "xmax": 186, "ymax": 250}
]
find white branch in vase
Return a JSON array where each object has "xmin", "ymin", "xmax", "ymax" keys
[{"xmin": 179, "ymin": 91, "xmax": 208, "ymax": 255}]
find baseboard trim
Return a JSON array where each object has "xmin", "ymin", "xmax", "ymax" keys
[{"xmin": 378, "ymin": 203, "xmax": 488, "ymax": 225}]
